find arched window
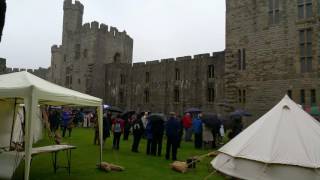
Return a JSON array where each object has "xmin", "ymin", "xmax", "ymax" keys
[{"xmin": 114, "ymin": 52, "xmax": 121, "ymax": 63}]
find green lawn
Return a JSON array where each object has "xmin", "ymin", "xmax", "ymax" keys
[{"xmin": 14, "ymin": 128, "xmax": 224, "ymax": 180}]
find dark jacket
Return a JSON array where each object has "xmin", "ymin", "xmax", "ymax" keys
[
  {"xmin": 151, "ymin": 119, "xmax": 164, "ymax": 136},
  {"xmin": 132, "ymin": 118, "xmax": 144, "ymax": 135},
  {"xmin": 145, "ymin": 120, "xmax": 153, "ymax": 139},
  {"xmin": 165, "ymin": 117, "xmax": 180, "ymax": 138},
  {"xmin": 103, "ymin": 114, "xmax": 111, "ymax": 138}
]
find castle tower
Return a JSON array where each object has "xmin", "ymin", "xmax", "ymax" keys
[{"xmin": 62, "ymin": 0, "xmax": 83, "ymax": 45}]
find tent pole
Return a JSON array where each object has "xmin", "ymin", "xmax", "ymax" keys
[
  {"xmin": 97, "ymin": 105, "xmax": 103, "ymax": 164},
  {"xmin": 9, "ymin": 98, "xmax": 17, "ymax": 147},
  {"xmin": 24, "ymin": 89, "xmax": 37, "ymax": 180}
]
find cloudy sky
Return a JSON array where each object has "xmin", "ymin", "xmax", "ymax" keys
[{"xmin": 0, "ymin": 0, "xmax": 225, "ymax": 69}]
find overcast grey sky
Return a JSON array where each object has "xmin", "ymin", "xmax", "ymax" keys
[{"xmin": 0, "ymin": 0, "xmax": 225, "ymax": 69}]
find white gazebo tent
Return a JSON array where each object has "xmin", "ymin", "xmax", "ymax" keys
[
  {"xmin": 212, "ymin": 95, "xmax": 320, "ymax": 180},
  {"xmin": 0, "ymin": 71, "xmax": 103, "ymax": 180}
]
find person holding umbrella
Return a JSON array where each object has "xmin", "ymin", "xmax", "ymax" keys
[
  {"xmin": 192, "ymin": 113, "xmax": 203, "ymax": 149},
  {"xmin": 149, "ymin": 113, "xmax": 165, "ymax": 156},
  {"xmin": 145, "ymin": 117, "xmax": 153, "ymax": 155}
]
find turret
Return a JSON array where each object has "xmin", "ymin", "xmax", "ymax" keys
[{"xmin": 62, "ymin": 0, "xmax": 84, "ymax": 45}]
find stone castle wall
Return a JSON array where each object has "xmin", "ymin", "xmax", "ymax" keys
[
  {"xmin": 225, "ymin": 0, "xmax": 320, "ymax": 125},
  {"xmin": 0, "ymin": 58, "xmax": 48, "ymax": 79},
  {"xmin": 105, "ymin": 52, "xmax": 225, "ymax": 115}
]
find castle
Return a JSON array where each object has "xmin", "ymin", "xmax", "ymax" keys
[
  {"xmin": 44, "ymin": 0, "xmax": 319, "ymax": 121},
  {"xmin": 48, "ymin": 0, "xmax": 225, "ymax": 115}
]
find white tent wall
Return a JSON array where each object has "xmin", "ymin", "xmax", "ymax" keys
[
  {"xmin": 213, "ymin": 153, "xmax": 320, "ymax": 180},
  {"xmin": 0, "ymin": 100, "xmax": 43, "ymax": 147},
  {"xmin": 12, "ymin": 106, "xmax": 43, "ymax": 144}
]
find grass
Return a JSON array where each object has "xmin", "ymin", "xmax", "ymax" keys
[{"xmin": 13, "ymin": 128, "xmax": 224, "ymax": 180}]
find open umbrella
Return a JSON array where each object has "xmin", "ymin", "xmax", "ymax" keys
[
  {"xmin": 121, "ymin": 110, "xmax": 136, "ymax": 119},
  {"xmin": 230, "ymin": 109, "xmax": 251, "ymax": 117},
  {"xmin": 148, "ymin": 113, "xmax": 166, "ymax": 122},
  {"xmin": 202, "ymin": 113, "xmax": 221, "ymax": 128},
  {"xmin": 184, "ymin": 107, "xmax": 202, "ymax": 113},
  {"xmin": 104, "ymin": 105, "xmax": 123, "ymax": 113}
]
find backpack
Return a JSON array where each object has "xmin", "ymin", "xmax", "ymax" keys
[{"xmin": 114, "ymin": 120, "xmax": 121, "ymax": 133}]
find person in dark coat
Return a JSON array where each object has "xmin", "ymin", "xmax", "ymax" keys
[
  {"xmin": 177, "ymin": 115, "xmax": 183, "ymax": 148},
  {"xmin": 145, "ymin": 117, "xmax": 153, "ymax": 155},
  {"xmin": 49, "ymin": 109, "xmax": 61, "ymax": 133},
  {"xmin": 103, "ymin": 111, "xmax": 111, "ymax": 144},
  {"xmin": 151, "ymin": 115, "xmax": 164, "ymax": 156},
  {"xmin": 123, "ymin": 115, "xmax": 132, "ymax": 141},
  {"xmin": 165, "ymin": 112, "xmax": 180, "ymax": 161},
  {"xmin": 228, "ymin": 115, "xmax": 243, "ymax": 139},
  {"xmin": 131, "ymin": 114, "xmax": 144, "ymax": 152}
]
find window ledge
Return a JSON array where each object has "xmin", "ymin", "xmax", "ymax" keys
[{"xmin": 296, "ymin": 18, "xmax": 316, "ymax": 24}]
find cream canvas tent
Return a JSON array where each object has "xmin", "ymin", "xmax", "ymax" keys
[
  {"xmin": 212, "ymin": 95, "xmax": 320, "ymax": 180},
  {"xmin": 0, "ymin": 71, "xmax": 103, "ymax": 180}
]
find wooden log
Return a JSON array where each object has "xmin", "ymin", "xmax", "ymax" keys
[{"xmin": 170, "ymin": 161, "xmax": 188, "ymax": 173}]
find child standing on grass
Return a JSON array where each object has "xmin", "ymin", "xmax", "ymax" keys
[{"xmin": 112, "ymin": 115, "xmax": 124, "ymax": 150}]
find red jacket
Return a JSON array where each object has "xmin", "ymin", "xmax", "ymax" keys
[
  {"xmin": 182, "ymin": 114, "xmax": 192, "ymax": 128},
  {"xmin": 112, "ymin": 118, "xmax": 125, "ymax": 133}
]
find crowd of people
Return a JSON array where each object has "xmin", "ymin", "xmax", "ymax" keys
[{"xmin": 47, "ymin": 107, "xmax": 244, "ymax": 161}]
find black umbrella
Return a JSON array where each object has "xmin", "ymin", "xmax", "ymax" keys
[
  {"xmin": 104, "ymin": 105, "xmax": 123, "ymax": 113},
  {"xmin": 230, "ymin": 109, "xmax": 251, "ymax": 117},
  {"xmin": 148, "ymin": 113, "xmax": 166, "ymax": 122},
  {"xmin": 201, "ymin": 113, "xmax": 221, "ymax": 128},
  {"xmin": 121, "ymin": 110, "xmax": 136, "ymax": 119},
  {"xmin": 184, "ymin": 107, "xmax": 202, "ymax": 113}
]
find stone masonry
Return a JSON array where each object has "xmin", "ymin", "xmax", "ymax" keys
[
  {"xmin": 225, "ymin": 0, "xmax": 320, "ymax": 125},
  {"xmin": 105, "ymin": 52, "xmax": 225, "ymax": 115},
  {"xmin": 48, "ymin": 0, "xmax": 133, "ymax": 99}
]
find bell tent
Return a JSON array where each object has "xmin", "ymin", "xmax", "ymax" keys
[{"xmin": 212, "ymin": 95, "xmax": 320, "ymax": 180}]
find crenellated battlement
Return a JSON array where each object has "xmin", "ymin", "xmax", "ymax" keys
[
  {"xmin": 130, "ymin": 51, "xmax": 224, "ymax": 69},
  {"xmin": 63, "ymin": 0, "xmax": 84, "ymax": 12},
  {"xmin": 81, "ymin": 21, "xmax": 132, "ymax": 40},
  {"xmin": 133, "ymin": 51, "xmax": 224, "ymax": 66},
  {"xmin": 6, "ymin": 67, "xmax": 48, "ymax": 74},
  {"xmin": 51, "ymin": 45, "xmax": 61, "ymax": 53}
]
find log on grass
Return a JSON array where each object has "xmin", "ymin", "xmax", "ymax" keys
[
  {"xmin": 170, "ymin": 161, "xmax": 188, "ymax": 173},
  {"xmin": 97, "ymin": 162, "xmax": 125, "ymax": 172},
  {"xmin": 97, "ymin": 162, "xmax": 111, "ymax": 172}
]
